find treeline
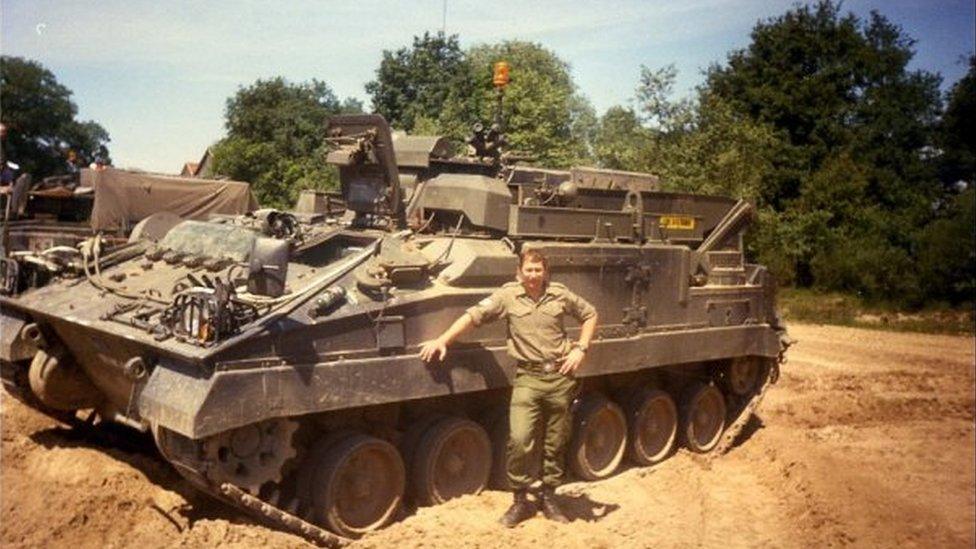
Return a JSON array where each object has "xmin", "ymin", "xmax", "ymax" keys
[
  {"xmin": 211, "ymin": 2, "xmax": 973, "ymax": 306},
  {"xmin": 3, "ymin": 2, "xmax": 970, "ymax": 306}
]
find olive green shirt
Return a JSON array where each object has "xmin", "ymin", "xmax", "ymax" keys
[{"xmin": 465, "ymin": 281, "xmax": 597, "ymax": 363}]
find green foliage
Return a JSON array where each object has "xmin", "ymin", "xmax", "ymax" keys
[
  {"xmin": 635, "ymin": 65, "xmax": 694, "ymax": 133},
  {"xmin": 466, "ymin": 41, "xmax": 595, "ymax": 167},
  {"xmin": 592, "ymin": 106, "xmax": 651, "ymax": 171},
  {"xmin": 211, "ymin": 77, "xmax": 347, "ymax": 208},
  {"xmin": 0, "ymin": 55, "xmax": 111, "ymax": 178},
  {"xmin": 915, "ymin": 188, "xmax": 976, "ymax": 304},
  {"xmin": 779, "ymin": 287, "xmax": 974, "ymax": 335},
  {"xmin": 366, "ymin": 35, "xmax": 596, "ymax": 167},
  {"xmin": 702, "ymin": 1, "xmax": 946, "ymax": 301},
  {"xmin": 596, "ymin": 65, "xmax": 779, "ymax": 202},
  {"xmin": 809, "ymin": 222, "xmax": 919, "ymax": 303},
  {"xmin": 339, "ymin": 97, "xmax": 365, "ymax": 115},
  {"xmin": 779, "ymin": 152, "xmax": 920, "ymax": 298},
  {"xmin": 750, "ymin": 207, "xmax": 822, "ymax": 287},
  {"xmin": 658, "ymin": 93, "xmax": 779, "ymax": 201},
  {"xmin": 365, "ymin": 32, "xmax": 480, "ymax": 139},
  {"xmin": 937, "ymin": 56, "xmax": 975, "ymax": 189},
  {"xmin": 707, "ymin": 1, "xmax": 941, "ymax": 207}
]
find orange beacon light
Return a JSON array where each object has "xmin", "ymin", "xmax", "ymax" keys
[{"xmin": 493, "ymin": 61, "xmax": 510, "ymax": 87}]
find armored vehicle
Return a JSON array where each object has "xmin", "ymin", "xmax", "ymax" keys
[
  {"xmin": 1, "ymin": 168, "xmax": 257, "ymax": 295},
  {"xmin": 0, "ymin": 115, "xmax": 788, "ymax": 544}
]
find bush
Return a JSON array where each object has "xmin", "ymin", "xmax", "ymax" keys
[{"xmin": 915, "ymin": 188, "xmax": 976, "ymax": 304}]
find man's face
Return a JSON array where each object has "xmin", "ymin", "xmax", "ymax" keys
[{"xmin": 518, "ymin": 259, "xmax": 547, "ymax": 293}]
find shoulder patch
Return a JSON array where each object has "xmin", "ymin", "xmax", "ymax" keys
[{"xmin": 477, "ymin": 297, "xmax": 495, "ymax": 308}]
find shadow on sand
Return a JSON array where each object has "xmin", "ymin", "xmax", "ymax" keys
[
  {"xmin": 555, "ymin": 491, "xmax": 620, "ymax": 522},
  {"xmin": 726, "ymin": 413, "xmax": 766, "ymax": 452},
  {"xmin": 28, "ymin": 420, "xmax": 247, "ymax": 529}
]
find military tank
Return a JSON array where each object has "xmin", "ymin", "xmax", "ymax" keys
[{"xmin": 0, "ymin": 114, "xmax": 789, "ymax": 544}]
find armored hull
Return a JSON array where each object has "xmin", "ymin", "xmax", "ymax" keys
[{"xmin": 0, "ymin": 115, "xmax": 788, "ymax": 543}]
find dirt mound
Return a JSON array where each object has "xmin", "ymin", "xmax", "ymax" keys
[{"xmin": 2, "ymin": 323, "xmax": 974, "ymax": 548}]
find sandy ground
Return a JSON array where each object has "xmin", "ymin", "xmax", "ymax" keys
[{"xmin": 2, "ymin": 322, "xmax": 974, "ymax": 548}]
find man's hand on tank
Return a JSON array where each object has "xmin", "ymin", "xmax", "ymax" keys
[
  {"xmin": 419, "ymin": 339, "xmax": 448, "ymax": 362},
  {"xmin": 559, "ymin": 348, "xmax": 585, "ymax": 375}
]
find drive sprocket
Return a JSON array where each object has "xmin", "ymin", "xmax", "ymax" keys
[{"xmin": 202, "ymin": 418, "xmax": 299, "ymax": 495}]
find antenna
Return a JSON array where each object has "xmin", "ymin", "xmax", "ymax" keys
[{"xmin": 442, "ymin": 0, "xmax": 447, "ymax": 34}]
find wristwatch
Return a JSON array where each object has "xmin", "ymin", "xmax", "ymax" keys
[{"xmin": 571, "ymin": 342, "xmax": 588, "ymax": 353}]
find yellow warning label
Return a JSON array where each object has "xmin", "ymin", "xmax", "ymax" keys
[{"xmin": 659, "ymin": 215, "xmax": 696, "ymax": 230}]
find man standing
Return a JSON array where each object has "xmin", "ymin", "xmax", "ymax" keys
[{"xmin": 420, "ymin": 249, "xmax": 598, "ymax": 527}]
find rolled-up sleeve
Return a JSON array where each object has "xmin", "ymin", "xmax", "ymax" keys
[
  {"xmin": 465, "ymin": 289, "xmax": 506, "ymax": 326},
  {"xmin": 566, "ymin": 291, "xmax": 597, "ymax": 323}
]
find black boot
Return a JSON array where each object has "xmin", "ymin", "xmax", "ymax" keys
[
  {"xmin": 499, "ymin": 490, "xmax": 537, "ymax": 528},
  {"xmin": 539, "ymin": 486, "xmax": 570, "ymax": 523}
]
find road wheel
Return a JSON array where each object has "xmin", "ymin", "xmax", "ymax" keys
[
  {"xmin": 398, "ymin": 414, "xmax": 444, "ymax": 471},
  {"xmin": 681, "ymin": 383, "xmax": 726, "ymax": 453},
  {"xmin": 569, "ymin": 393, "xmax": 627, "ymax": 480},
  {"xmin": 412, "ymin": 417, "xmax": 491, "ymax": 505},
  {"xmin": 306, "ymin": 434, "xmax": 404, "ymax": 538},
  {"xmin": 625, "ymin": 388, "xmax": 678, "ymax": 466},
  {"xmin": 28, "ymin": 348, "xmax": 100, "ymax": 411},
  {"xmin": 724, "ymin": 357, "xmax": 761, "ymax": 396}
]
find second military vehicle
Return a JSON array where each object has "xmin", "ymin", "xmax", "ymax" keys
[{"xmin": 1, "ymin": 168, "xmax": 257, "ymax": 295}]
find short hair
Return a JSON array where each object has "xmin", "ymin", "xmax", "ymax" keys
[{"xmin": 519, "ymin": 249, "xmax": 548, "ymax": 271}]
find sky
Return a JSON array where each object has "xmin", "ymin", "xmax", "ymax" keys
[{"xmin": 2, "ymin": 0, "xmax": 974, "ymax": 174}]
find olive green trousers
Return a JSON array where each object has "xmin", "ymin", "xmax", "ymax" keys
[{"xmin": 506, "ymin": 368, "xmax": 580, "ymax": 489}]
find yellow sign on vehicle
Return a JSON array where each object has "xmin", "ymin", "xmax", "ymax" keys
[{"xmin": 659, "ymin": 215, "xmax": 696, "ymax": 230}]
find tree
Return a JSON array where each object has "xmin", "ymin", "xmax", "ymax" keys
[
  {"xmin": 635, "ymin": 65, "xmax": 694, "ymax": 134},
  {"xmin": 366, "ymin": 36, "xmax": 595, "ymax": 167},
  {"xmin": 0, "ymin": 56, "xmax": 111, "ymax": 178},
  {"xmin": 937, "ymin": 56, "xmax": 975, "ymax": 190},
  {"xmin": 595, "ymin": 66, "xmax": 779, "ymax": 202},
  {"xmin": 592, "ymin": 105, "xmax": 651, "ymax": 171},
  {"xmin": 211, "ymin": 77, "xmax": 347, "ymax": 208},
  {"xmin": 466, "ymin": 41, "xmax": 595, "ymax": 167},
  {"xmin": 707, "ymin": 2, "xmax": 941, "ymax": 210},
  {"xmin": 365, "ymin": 32, "xmax": 479, "ymax": 138},
  {"xmin": 915, "ymin": 187, "xmax": 976, "ymax": 304},
  {"xmin": 704, "ymin": 1, "xmax": 944, "ymax": 301},
  {"xmin": 917, "ymin": 58, "xmax": 976, "ymax": 305},
  {"xmin": 339, "ymin": 97, "xmax": 366, "ymax": 115}
]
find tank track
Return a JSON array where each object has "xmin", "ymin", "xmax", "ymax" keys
[
  {"xmin": 4, "ymin": 368, "xmax": 345, "ymax": 546},
  {"xmin": 5, "ymin": 333, "xmax": 790, "ymax": 544},
  {"xmin": 714, "ymin": 333, "xmax": 790, "ymax": 455},
  {"xmin": 214, "ymin": 345, "xmax": 788, "ymax": 544},
  {"xmin": 151, "ymin": 422, "xmax": 351, "ymax": 547},
  {"xmin": 714, "ymin": 360, "xmax": 777, "ymax": 454},
  {"xmin": 219, "ymin": 483, "xmax": 349, "ymax": 547}
]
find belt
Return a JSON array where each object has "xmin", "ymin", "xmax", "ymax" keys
[{"xmin": 517, "ymin": 360, "xmax": 559, "ymax": 373}]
